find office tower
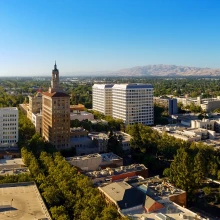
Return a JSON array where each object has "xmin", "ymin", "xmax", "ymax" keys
[
  {"xmin": 92, "ymin": 84, "xmax": 154, "ymax": 125},
  {"xmin": 154, "ymin": 97, "xmax": 178, "ymax": 115},
  {"xmin": 0, "ymin": 107, "xmax": 18, "ymax": 147},
  {"xmin": 112, "ymin": 84, "xmax": 154, "ymax": 125},
  {"xmin": 92, "ymin": 84, "xmax": 113, "ymax": 116},
  {"xmin": 42, "ymin": 62, "xmax": 70, "ymax": 149}
]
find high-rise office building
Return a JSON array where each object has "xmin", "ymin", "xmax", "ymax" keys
[
  {"xmin": 92, "ymin": 84, "xmax": 113, "ymax": 116},
  {"xmin": 92, "ymin": 84, "xmax": 154, "ymax": 125},
  {"xmin": 112, "ymin": 84, "xmax": 154, "ymax": 125},
  {"xmin": 42, "ymin": 62, "xmax": 70, "ymax": 149},
  {"xmin": 0, "ymin": 107, "xmax": 18, "ymax": 147}
]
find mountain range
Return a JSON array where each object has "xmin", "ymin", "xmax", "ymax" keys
[{"xmin": 113, "ymin": 64, "xmax": 220, "ymax": 77}]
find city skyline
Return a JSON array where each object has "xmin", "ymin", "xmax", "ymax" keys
[{"xmin": 1, "ymin": 0, "xmax": 220, "ymax": 76}]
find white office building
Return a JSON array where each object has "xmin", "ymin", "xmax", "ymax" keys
[
  {"xmin": 92, "ymin": 84, "xmax": 113, "ymax": 116},
  {"xmin": 112, "ymin": 84, "xmax": 154, "ymax": 125},
  {"xmin": 0, "ymin": 107, "xmax": 18, "ymax": 147},
  {"xmin": 92, "ymin": 84, "xmax": 154, "ymax": 125}
]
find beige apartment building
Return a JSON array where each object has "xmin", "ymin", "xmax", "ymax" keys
[
  {"xmin": 27, "ymin": 91, "xmax": 42, "ymax": 121},
  {"xmin": 42, "ymin": 62, "xmax": 70, "ymax": 149}
]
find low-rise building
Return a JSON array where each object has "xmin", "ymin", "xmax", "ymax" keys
[
  {"xmin": 0, "ymin": 182, "xmax": 51, "ymax": 219},
  {"xmin": 86, "ymin": 164, "xmax": 148, "ymax": 185},
  {"xmin": 90, "ymin": 119, "xmax": 108, "ymax": 125},
  {"xmin": 70, "ymin": 111, "xmax": 94, "ymax": 121},
  {"xmin": 153, "ymin": 124, "xmax": 220, "ymax": 144},
  {"xmin": 191, "ymin": 119, "xmax": 215, "ymax": 130},
  {"xmin": 88, "ymin": 132, "xmax": 108, "ymax": 153},
  {"xmin": 66, "ymin": 152, "xmax": 123, "ymax": 171},
  {"xmin": 70, "ymin": 127, "xmax": 95, "ymax": 155},
  {"xmin": 98, "ymin": 176, "xmax": 199, "ymax": 219},
  {"xmin": 114, "ymin": 131, "xmax": 131, "ymax": 151},
  {"xmin": 98, "ymin": 176, "xmax": 199, "ymax": 220},
  {"xmin": 0, "ymin": 158, "xmax": 29, "ymax": 175},
  {"xmin": 177, "ymin": 95, "xmax": 220, "ymax": 113}
]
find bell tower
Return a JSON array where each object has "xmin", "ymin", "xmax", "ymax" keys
[{"xmin": 49, "ymin": 61, "xmax": 62, "ymax": 93}]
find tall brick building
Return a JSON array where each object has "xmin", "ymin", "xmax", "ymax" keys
[{"xmin": 42, "ymin": 62, "xmax": 70, "ymax": 149}]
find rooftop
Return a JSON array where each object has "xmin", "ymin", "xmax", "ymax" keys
[
  {"xmin": 101, "ymin": 152, "xmax": 122, "ymax": 162},
  {"xmin": 42, "ymin": 91, "xmax": 69, "ymax": 97},
  {"xmin": 65, "ymin": 152, "xmax": 122, "ymax": 162},
  {"xmin": 135, "ymin": 176, "xmax": 185, "ymax": 200},
  {"xmin": 88, "ymin": 132, "xmax": 109, "ymax": 140},
  {"xmin": 70, "ymin": 127, "xmax": 86, "ymax": 132},
  {"xmin": 92, "ymin": 84, "xmax": 114, "ymax": 89},
  {"xmin": 0, "ymin": 158, "xmax": 24, "ymax": 167},
  {"xmin": 0, "ymin": 158, "xmax": 28, "ymax": 176},
  {"xmin": 0, "ymin": 107, "xmax": 18, "ymax": 111},
  {"xmin": 112, "ymin": 83, "xmax": 153, "ymax": 89},
  {"xmin": 86, "ymin": 164, "xmax": 147, "ymax": 179},
  {"xmin": 66, "ymin": 153, "xmax": 102, "ymax": 162},
  {"xmin": 122, "ymin": 201, "xmax": 203, "ymax": 220},
  {"xmin": 0, "ymin": 182, "xmax": 51, "ymax": 220},
  {"xmin": 70, "ymin": 111, "xmax": 93, "ymax": 116},
  {"xmin": 99, "ymin": 181, "xmax": 145, "ymax": 209}
]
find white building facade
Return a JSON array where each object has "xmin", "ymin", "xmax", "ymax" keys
[
  {"xmin": 112, "ymin": 84, "xmax": 154, "ymax": 125},
  {"xmin": 92, "ymin": 84, "xmax": 113, "ymax": 116},
  {"xmin": 92, "ymin": 84, "xmax": 154, "ymax": 125},
  {"xmin": 0, "ymin": 107, "xmax": 18, "ymax": 147}
]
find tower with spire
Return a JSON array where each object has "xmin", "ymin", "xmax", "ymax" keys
[
  {"xmin": 42, "ymin": 62, "xmax": 70, "ymax": 149},
  {"xmin": 49, "ymin": 61, "xmax": 63, "ymax": 93}
]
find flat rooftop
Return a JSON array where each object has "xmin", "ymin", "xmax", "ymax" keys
[
  {"xmin": 136, "ymin": 176, "xmax": 185, "ymax": 200},
  {"xmin": 0, "ymin": 158, "xmax": 24, "ymax": 167},
  {"xmin": 0, "ymin": 158, "xmax": 28, "ymax": 175},
  {"xmin": 70, "ymin": 127, "xmax": 86, "ymax": 132},
  {"xmin": 86, "ymin": 164, "xmax": 147, "ymax": 179},
  {"xmin": 66, "ymin": 152, "xmax": 122, "ymax": 162},
  {"xmin": 0, "ymin": 182, "xmax": 51, "ymax": 220},
  {"xmin": 66, "ymin": 153, "xmax": 102, "ymax": 162},
  {"xmin": 88, "ymin": 132, "xmax": 108, "ymax": 139},
  {"xmin": 100, "ymin": 152, "xmax": 122, "ymax": 162}
]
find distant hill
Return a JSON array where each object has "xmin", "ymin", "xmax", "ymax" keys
[{"xmin": 114, "ymin": 64, "xmax": 220, "ymax": 76}]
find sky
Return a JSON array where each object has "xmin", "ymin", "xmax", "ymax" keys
[{"xmin": 0, "ymin": 0, "xmax": 220, "ymax": 76}]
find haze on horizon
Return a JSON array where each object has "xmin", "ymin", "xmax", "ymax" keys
[{"xmin": 0, "ymin": 0, "xmax": 220, "ymax": 76}]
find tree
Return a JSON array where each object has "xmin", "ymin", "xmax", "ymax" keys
[
  {"xmin": 194, "ymin": 151, "xmax": 206, "ymax": 186},
  {"xmin": 163, "ymin": 168, "xmax": 171, "ymax": 177},
  {"xmin": 203, "ymin": 187, "xmax": 211, "ymax": 196},
  {"xmin": 99, "ymin": 206, "xmax": 121, "ymax": 220},
  {"xmin": 169, "ymin": 147, "xmax": 196, "ymax": 199},
  {"xmin": 107, "ymin": 134, "xmax": 123, "ymax": 156},
  {"xmin": 50, "ymin": 205, "xmax": 69, "ymax": 220}
]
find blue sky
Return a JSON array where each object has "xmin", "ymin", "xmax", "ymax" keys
[{"xmin": 0, "ymin": 0, "xmax": 220, "ymax": 76}]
